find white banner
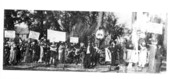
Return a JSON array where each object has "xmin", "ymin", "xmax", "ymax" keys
[
  {"xmin": 70, "ymin": 37, "xmax": 79, "ymax": 43},
  {"xmin": 134, "ymin": 22, "xmax": 163, "ymax": 34},
  {"xmin": 28, "ymin": 31, "xmax": 40, "ymax": 40},
  {"xmin": 47, "ymin": 29, "xmax": 66, "ymax": 42},
  {"xmin": 146, "ymin": 23, "xmax": 163, "ymax": 34},
  {"xmin": 5, "ymin": 30, "xmax": 16, "ymax": 38}
]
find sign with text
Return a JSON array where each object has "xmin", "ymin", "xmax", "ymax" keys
[
  {"xmin": 5, "ymin": 30, "xmax": 16, "ymax": 38},
  {"xmin": 134, "ymin": 22, "xmax": 163, "ymax": 34},
  {"xmin": 28, "ymin": 31, "xmax": 40, "ymax": 40},
  {"xmin": 47, "ymin": 29, "xmax": 66, "ymax": 42},
  {"xmin": 146, "ymin": 23, "xmax": 163, "ymax": 34},
  {"xmin": 70, "ymin": 37, "xmax": 79, "ymax": 43},
  {"xmin": 95, "ymin": 29, "xmax": 105, "ymax": 39}
]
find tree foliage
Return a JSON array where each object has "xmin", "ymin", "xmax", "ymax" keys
[{"xmin": 4, "ymin": 9, "xmax": 124, "ymax": 42}]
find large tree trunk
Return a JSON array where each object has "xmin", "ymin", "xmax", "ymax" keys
[
  {"xmin": 70, "ymin": 12, "xmax": 104, "ymax": 44},
  {"xmin": 95, "ymin": 12, "xmax": 103, "ymax": 32}
]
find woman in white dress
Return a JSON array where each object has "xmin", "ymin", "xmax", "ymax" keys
[
  {"xmin": 38, "ymin": 41, "xmax": 44, "ymax": 63},
  {"xmin": 138, "ymin": 42, "xmax": 148, "ymax": 68},
  {"xmin": 58, "ymin": 43, "xmax": 64, "ymax": 63},
  {"xmin": 9, "ymin": 42, "xmax": 16, "ymax": 65}
]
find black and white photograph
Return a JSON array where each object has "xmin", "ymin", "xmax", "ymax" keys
[{"xmin": 3, "ymin": 9, "xmax": 167, "ymax": 73}]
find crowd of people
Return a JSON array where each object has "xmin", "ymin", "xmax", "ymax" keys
[
  {"xmin": 3, "ymin": 35, "xmax": 123, "ymax": 68},
  {"xmin": 3, "ymin": 33, "xmax": 165, "ymax": 72}
]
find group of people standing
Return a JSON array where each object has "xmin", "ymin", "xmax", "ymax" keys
[
  {"xmin": 3, "ymin": 33, "xmax": 165, "ymax": 73},
  {"xmin": 125, "ymin": 34, "xmax": 165, "ymax": 73},
  {"xmin": 3, "ymin": 36, "xmax": 123, "ymax": 69},
  {"xmin": 4, "ymin": 37, "xmax": 68, "ymax": 66}
]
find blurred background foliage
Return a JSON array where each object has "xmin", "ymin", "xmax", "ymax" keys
[{"xmin": 4, "ymin": 10, "xmax": 125, "ymax": 42}]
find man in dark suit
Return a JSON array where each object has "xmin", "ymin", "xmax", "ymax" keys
[
  {"xmin": 155, "ymin": 45, "xmax": 164, "ymax": 73},
  {"xmin": 109, "ymin": 41, "xmax": 118, "ymax": 66},
  {"xmin": 83, "ymin": 41, "xmax": 92, "ymax": 68},
  {"xmin": 4, "ymin": 42, "xmax": 10, "ymax": 66}
]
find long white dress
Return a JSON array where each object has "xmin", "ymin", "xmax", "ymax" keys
[
  {"xmin": 38, "ymin": 45, "xmax": 44, "ymax": 62},
  {"xmin": 9, "ymin": 43, "xmax": 16, "ymax": 64},
  {"xmin": 105, "ymin": 47, "xmax": 111, "ymax": 62},
  {"xmin": 138, "ymin": 46, "xmax": 148, "ymax": 67},
  {"xmin": 58, "ymin": 45, "xmax": 63, "ymax": 61},
  {"xmin": 127, "ymin": 49, "xmax": 137, "ymax": 63},
  {"xmin": 127, "ymin": 49, "xmax": 138, "ymax": 69}
]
